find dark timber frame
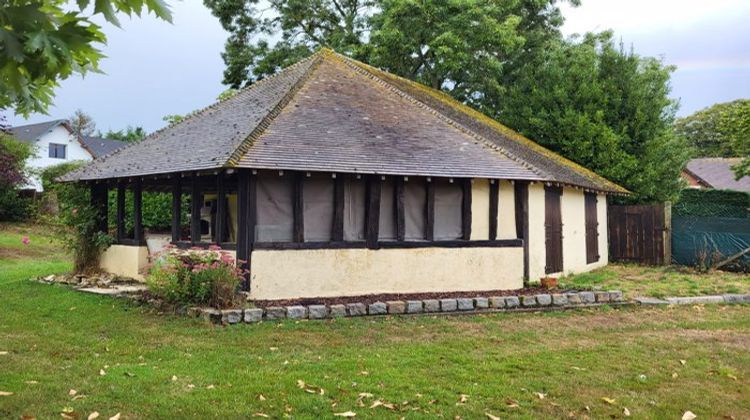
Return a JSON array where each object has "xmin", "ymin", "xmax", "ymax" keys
[{"xmin": 102, "ymin": 169, "xmax": 530, "ymax": 290}]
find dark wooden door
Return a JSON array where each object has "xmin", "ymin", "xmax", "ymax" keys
[
  {"xmin": 608, "ymin": 203, "xmax": 669, "ymax": 265},
  {"xmin": 545, "ymin": 186, "xmax": 563, "ymax": 274},
  {"xmin": 585, "ymin": 192, "xmax": 600, "ymax": 263}
]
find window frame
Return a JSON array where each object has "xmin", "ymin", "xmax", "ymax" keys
[{"xmin": 48, "ymin": 143, "xmax": 66, "ymax": 159}]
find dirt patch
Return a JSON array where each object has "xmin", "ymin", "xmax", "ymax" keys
[{"xmin": 251, "ymin": 287, "xmax": 565, "ymax": 308}]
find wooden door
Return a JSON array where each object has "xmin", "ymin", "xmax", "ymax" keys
[
  {"xmin": 585, "ymin": 192, "xmax": 600, "ymax": 263},
  {"xmin": 545, "ymin": 186, "xmax": 563, "ymax": 274},
  {"xmin": 608, "ymin": 203, "xmax": 669, "ymax": 265}
]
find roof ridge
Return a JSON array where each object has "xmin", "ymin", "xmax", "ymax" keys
[
  {"xmin": 327, "ymin": 52, "xmax": 549, "ymax": 181},
  {"xmin": 331, "ymin": 51, "xmax": 626, "ymax": 193},
  {"xmin": 225, "ymin": 50, "xmax": 329, "ymax": 167}
]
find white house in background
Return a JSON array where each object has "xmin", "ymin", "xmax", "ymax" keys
[{"xmin": 10, "ymin": 119, "xmax": 127, "ymax": 191}]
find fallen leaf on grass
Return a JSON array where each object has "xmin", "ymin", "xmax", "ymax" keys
[
  {"xmin": 62, "ymin": 414, "xmax": 75, "ymax": 420},
  {"xmin": 485, "ymin": 413, "xmax": 500, "ymax": 420},
  {"xmin": 679, "ymin": 360, "xmax": 687, "ymax": 366},
  {"xmin": 72, "ymin": 394, "xmax": 87, "ymax": 401},
  {"xmin": 88, "ymin": 412, "xmax": 100, "ymax": 420},
  {"xmin": 171, "ymin": 375, "xmax": 178, "ymax": 381},
  {"xmin": 727, "ymin": 374, "xmax": 738, "ymax": 381},
  {"xmin": 682, "ymin": 411, "xmax": 696, "ymax": 420},
  {"xmin": 68, "ymin": 389, "xmax": 77, "ymax": 396},
  {"xmin": 269, "ymin": 347, "xmax": 278, "ymax": 351},
  {"xmin": 206, "ymin": 385, "xmax": 215, "ymax": 389},
  {"xmin": 505, "ymin": 399, "xmax": 520, "ymax": 408},
  {"xmin": 623, "ymin": 407, "xmax": 631, "ymax": 416},
  {"xmin": 124, "ymin": 372, "xmax": 135, "ymax": 378},
  {"xmin": 99, "ymin": 369, "xmax": 106, "ymax": 376},
  {"xmin": 456, "ymin": 394, "xmax": 469, "ymax": 405},
  {"xmin": 370, "ymin": 400, "xmax": 395, "ymax": 410},
  {"xmin": 672, "ymin": 372, "xmax": 679, "ymax": 378},
  {"xmin": 62, "ymin": 407, "xmax": 75, "ymax": 414},
  {"xmin": 333, "ymin": 412, "xmax": 357, "ymax": 417},
  {"xmin": 601, "ymin": 397, "xmax": 616, "ymax": 405},
  {"xmin": 534, "ymin": 392, "xmax": 546, "ymax": 400},
  {"xmin": 0, "ymin": 391, "xmax": 14, "ymax": 396},
  {"xmin": 297, "ymin": 380, "xmax": 306, "ymax": 389},
  {"xmin": 0, "ymin": 351, "xmax": 8, "ymax": 355},
  {"xmin": 252, "ymin": 413, "xmax": 269, "ymax": 418},
  {"xmin": 359, "ymin": 371, "xmax": 369, "ymax": 376},
  {"xmin": 25, "ymin": 381, "xmax": 38, "ymax": 385},
  {"xmin": 109, "ymin": 413, "xmax": 121, "ymax": 420},
  {"xmin": 258, "ymin": 394, "xmax": 266, "ymax": 401}
]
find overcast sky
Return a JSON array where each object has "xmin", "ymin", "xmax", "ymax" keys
[{"xmin": 8, "ymin": 0, "xmax": 750, "ymax": 133}]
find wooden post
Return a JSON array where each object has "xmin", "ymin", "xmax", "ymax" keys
[
  {"xmin": 514, "ymin": 181, "xmax": 530, "ymax": 285},
  {"xmin": 190, "ymin": 172, "xmax": 202, "ymax": 244},
  {"xmin": 236, "ymin": 169, "xmax": 257, "ymax": 291},
  {"xmin": 133, "ymin": 178, "xmax": 143, "ymax": 244},
  {"xmin": 90, "ymin": 183, "xmax": 108, "ymax": 233},
  {"xmin": 171, "ymin": 176, "xmax": 182, "ymax": 243},
  {"xmin": 365, "ymin": 176, "xmax": 381, "ymax": 249},
  {"xmin": 461, "ymin": 179, "xmax": 472, "ymax": 240},
  {"xmin": 395, "ymin": 177, "xmax": 405, "ymax": 242},
  {"xmin": 332, "ymin": 175, "xmax": 345, "ymax": 241},
  {"xmin": 425, "ymin": 179, "xmax": 435, "ymax": 241},
  {"xmin": 215, "ymin": 171, "xmax": 226, "ymax": 244},
  {"xmin": 293, "ymin": 172, "xmax": 304, "ymax": 243},
  {"xmin": 116, "ymin": 181, "xmax": 125, "ymax": 242},
  {"xmin": 489, "ymin": 180, "xmax": 499, "ymax": 240}
]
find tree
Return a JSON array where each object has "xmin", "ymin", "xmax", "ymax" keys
[
  {"xmin": 101, "ymin": 125, "xmax": 147, "ymax": 142},
  {"xmin": 0, "ymin": 117, "xmax": 34, "ymax": 221},
  {"xmin": 493, "ymin": 32, "xmax": 688, "ymax": 202},
  {"xmin": 68, "ymin": 109, "xmax": 96, "ymax": 136},
  {"xmin": 675, "ymin": 99, "xmax": 750, "ymax": 179},
  {"xmin": 0, "ymin": 1, "xmax": 172, "ymax": 116}
]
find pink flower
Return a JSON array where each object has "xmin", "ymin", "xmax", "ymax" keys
[
  {"xmin": 22, "ymin": 236, "xmax": 30, "ymax": 245},
  {"xmin": 208, "ymin": 245, "xmax": 222, "ymax": 251}
]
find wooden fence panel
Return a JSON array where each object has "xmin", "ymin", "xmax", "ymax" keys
[{"xmin": 608, "ymin": 203, "xmax": 670, "ymax": 265}]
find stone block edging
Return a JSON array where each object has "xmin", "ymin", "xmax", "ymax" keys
[{"xmin": 189, "ymin": 289, "xmax": 654, "ymax": 325}]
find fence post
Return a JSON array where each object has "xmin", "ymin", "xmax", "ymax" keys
[{"xmin": 663, "ymin": 201, "xmax": 672, "ymax": 265}]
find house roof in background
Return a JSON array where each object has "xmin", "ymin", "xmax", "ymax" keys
[
  {"xmin": 61, "ymin": 49, "xmax": 627, "ymax": 194},
  {"xmin": 684, "ymin": 158, "xmax": 750, "ymax": 192},
  {"xmin": 10, "ymin": 119, "xmax": 127, "ymax": 159},
  {"xmin": 10, "ymin": 120, "xmax": 68, "ymax": 143},
  {"xmin": 81, "ymin": 136, "xmax": 128, "ymax": 158}
]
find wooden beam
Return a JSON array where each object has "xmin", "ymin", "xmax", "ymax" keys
[
  {"xmin": 425, "ymin": 179, "xmax": 435, "ymax": 241},
  {"xmin": 171, "ymin": 176, "xmax": 181, "ymax": 243},
  {"xmin": 514, "ymin": 181, "xmax": 530, "ymax": 285},
  {"xmin": 293, "ymin": 172, "xmax": 304, "ymax": 243},
  {"xmin": 133, "ymin": 178, "xmax": 144, "ymax": 243},
  {"xmin": 236, "ymin": 170, "xmax": 250, "ymax": 290},
  {"xmin": 365, "ymin": 176, "xmax": 381, "ymax": 249},
  {"xmin": 395, "ymin": 177, "xmax": 405, "ymax": 242},
  {"xmin": 215, "ymin": 171, "xmax": 226, "ymax": 244},
  {"xmin": 489, "ymin": 180, "xmax": 499, "ymax": 240},
  {"xmin": 332, "ymin": 175, "xmax": 345, "ymax": 241},
  {"xmin": 116, "ymin": 182, "xmax": 126, "ymax": 241},
  {"xmin": 190, "ymin": 172, "xmax": 202, "ymax": 244},
  {"xmin": 461, "ymin": 179, "xmax": 472, "ymax": 240}
]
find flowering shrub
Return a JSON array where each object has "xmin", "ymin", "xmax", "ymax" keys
[{"xmin": 146, "ymin": 245, "xmax": 245, "ymax": 309}]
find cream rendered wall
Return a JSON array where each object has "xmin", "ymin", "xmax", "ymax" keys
[
  {"xmin": 250, "ymin": 247, "xmax": 524, "ymax": 299},
  {"xmin": 471, "ymin": 179, "xmax": 490, "ymax": 240},
  {"xmin": 527, "ymin": 186, "xmax": 610, "ymax": 280},
  {"xmin": 26, "ymin": 125, "xmax": 92, "ymax": 191},
  {"xmin": 497, "ymin": 180, "xmax": 516, "ymax": 239},
  {"xmin": 527, "ymin": 183, "xmax": 547, "ymax": 283},
  {"xmin": 100, "ymin": 245, "xmax": 149, "ymax": 281}
]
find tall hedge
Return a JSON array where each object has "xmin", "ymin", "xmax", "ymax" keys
[{"xmin": 673, "ymin": 189, "xmax": 750, "ymax": 218}]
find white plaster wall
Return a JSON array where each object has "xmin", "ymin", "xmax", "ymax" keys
[
  {"xmin": 25, "ymin": 126, "xmax": 92, "ymax": 191},
  {"xmin": 100, "ymin": 245, "xmax": 149, "ymax": 281},
  {"xmin": 528, "ymin": 186, "xmax": 610, "ymax": 280},
  {"xmin": 527, "ymin": 183, "xmax": 547, "ymax": 283},
  {"xmin": 250, "ymin": 247, "xmax": 524, "ymax": 300},
  {"xmin": 471, "ymin": 179, "xmax": 490, "ymax": 240},
  {"xmin": 497, "ymin": 180, "xmax": 516, "ymax": 239}
]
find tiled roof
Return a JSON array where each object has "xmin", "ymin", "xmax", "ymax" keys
[
  {"xmin": 81, "ymin": 136, "xmax": 128, "ymax": 158},
  {"xmin": 61, "ymin": 49, "xmax": 627, "ymax": 193},
  {"xmin": 10, "ymin": 120, "xmax": 67, "ymax": 143},
  {"xmin": 684, "ymin": 158, "xmax": 750, "ymax": 192}
]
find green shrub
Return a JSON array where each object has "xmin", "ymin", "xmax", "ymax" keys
[
  {"xmin": 107, "ymin": 191, "xmax": 190, "ymax": 234},
  {"xmin": 0, "ymin": 134, "xmax": 34, "ymax": 221},
  {"xmin": 146, "ymin": 246, "xmax": 244, "ymax": 309},
  {"xmin": 0, "ymin": 188, "xmax": 33, "ymax": 221},
  {"xmin": 673, "ymin": 188, "xmax": 750, "ymax": 218}
]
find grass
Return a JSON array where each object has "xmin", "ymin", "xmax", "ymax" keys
[
  {"xmin": 1, "ymin": 223, "xmax": 749, "ymax": 419},
  {"xmin": 560, "ymin": 264, "xmax": 750, "ymax": 299}
]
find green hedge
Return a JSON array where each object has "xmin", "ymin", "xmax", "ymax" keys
[
  {"xmin": 108, "ymin": 191, "xmax": 190, "ymax": 234},
  {"xmin": 673, "ymin": 189, "xmax": 750, "ymax": 218}
]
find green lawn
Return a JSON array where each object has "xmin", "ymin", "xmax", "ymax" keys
[
  {"xmin": 1, "ymin": 224, "xmax": 749, "ymax": 419},
  {"xmin": 561, "ymin": 264, "xmax": 750, "ymax": 299}
]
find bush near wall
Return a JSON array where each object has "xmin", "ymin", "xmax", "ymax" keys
[
  {"xmin": 107, "ymin": 191, "xmax": 190, "ymax": 235},
  {"xmin": 673, "ymin": 189, "xmax": 749, "ymax": 218}
]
